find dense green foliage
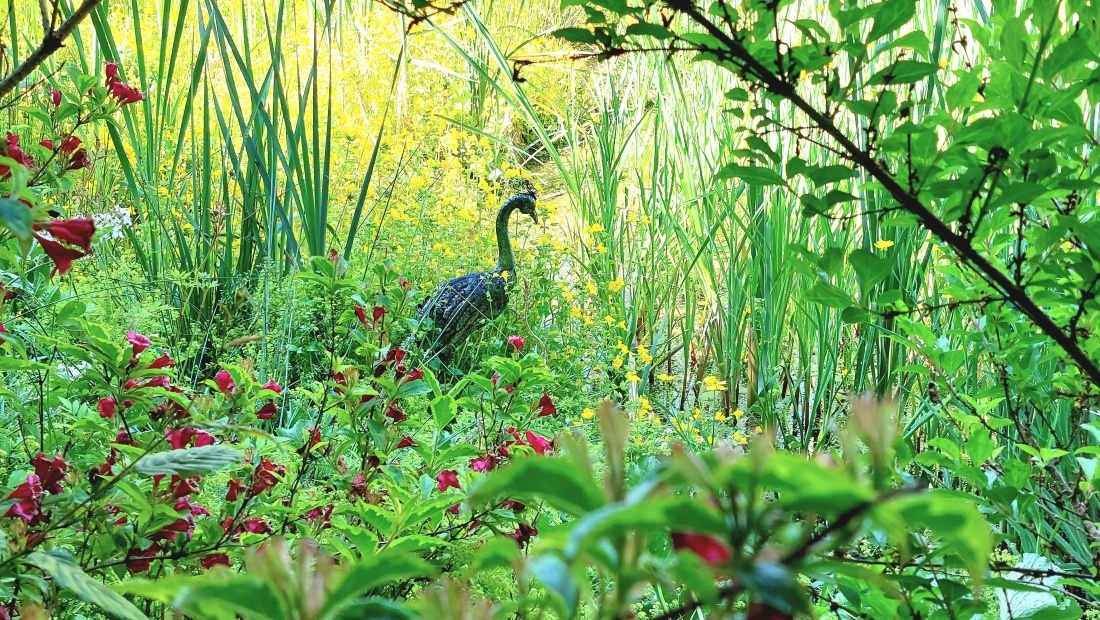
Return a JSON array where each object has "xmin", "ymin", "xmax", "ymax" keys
[{"xmin": 0, "ymin": 0, "xmax": 1097, "ymax": 617}]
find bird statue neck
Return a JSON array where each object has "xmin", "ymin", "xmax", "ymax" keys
[{"xmin": 494, "ymin": 201, "xmax": 517, "ymax": 275}]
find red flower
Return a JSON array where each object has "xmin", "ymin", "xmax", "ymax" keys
[
  {"xmin": 107, "ymin": 78, "xmax": 144, "ymax": 105},
  {"xmin": 105, "ymin": 62, "xmax": 120, "ymax": 80},
  {"xmin": 40, "ymin": 139, "xmax": 53, "ymax": 150},
  {"xmin": 469, "ymin": 454, "xmax": 496, "ymax": 472},
  {"xmin": 226, "ymin": 478, "xmax": 246, "ymax": 502},
  {"xmin": 168, "ymin": 475, "xmax": 201, "ymax": 499},
  {"xmin": 396, "ymin": 435, "xmax": 417, "ymax": 449},
  {"xmin": 525, "ymin": 431, "xmax": 552, "ymax": 455},
  {"xmin": 214, "ymin": 370, "xmax": 236, "ymax": 395},
  {"xmin": 354, "ymin": 305, "xmax": 368, "ymax": 326},
  {"xmin": 1, "ymin": 132, "xmax": 34, "ymax": 177},
  {"xmin": 249, "ymin": 458, "xmax": 285, "ymax": 496},
  {"xmin": 126, "ymin": 331, "xmax": 151, "ymax": 356},
  {"xmin": 304, "ymin": 504, "xmax": 334, "ymax": 528},
  {"xmin": 384, "ymin": 404, "xmax": 406, "ymax": 423},
  {"xmin": 243, "ymin": 518, "xmax": 270, "ymax": 534},
  {"xmin": 372, "ymin": 306, "xmax": 386, "ymax": 327},
  {"xmin": 125, "ymin": 543, "xmax": 159, "ymax": 573},
  {"xmin": 59, "ymin": 136, "xmax": 88, "ymax": 170},
  {"xmin": 38, "ymin": 218, "xmax": 95, "ymax": 252},
  {"xmin": 671, "ymin": 532, "xmax": 732, "ymax": 564},
  {"xmin": 447, "ymin": 503, "xmax": 460, "ymax": 515},
  {"xmin": 4, "ymin": 474, "xmax": 44, "ymax": 524},
  {"xmin": 306, "ymin": 425, "xmax": 322, "ymax": 449},
  {"xmin": 507, "ymin": 335, "xmax": 525, "ymax": 351},
  {"xmin": 31, "ymin": 453, "xmax": 69, "ymax": 495},
  {"xmin": 257, "ymin": 402, "xmax": 277, "ymax": 420},
  {"xmin": 200, "ymin": 553, "xmax": 230, "ymax": 569},
  {"xmin": 98, "ymin": 398, "xmax": 117, "ymax": 419},
  {"xmin": 404, "ymin": 368, "xmax": 424, "ymax": 383},
  {"xmin": 435, "ymin": 469, "xmax": 461, "ymax": 492},
  {"xmin": 0, "ymin": 322, "xmax": 5, "ymax": 335},
  {"xmin": 537, "ymin": 393, "xmax": 557, "ymax": 417},
  {"xmin": 509, "ymin": 523, "xmax": 538, "ymax": 548},
  {"xmin": 261, "ymin": 379, "xmax": 282, "ymax": 394},
  {"xmin": 166, "ymin": 427, "xmax": 215, "ymax": 450},
  {"xmin": 148, "ymin": 354, "xmax": 175, "ymax": 369},
  {"xmin": 34, "ymin": 234, "xmax": 86, "ymax": 277},
  {"xmin": 175, "ymin": 495, "xmax": 210, "ymax": 517},
  {"xmin": 50, "ymin": 89, "xmax": 61, "ymax": 107},
  {"xmin": 501, "ymin": 500, "xmax": 526, "ymax": 512}
]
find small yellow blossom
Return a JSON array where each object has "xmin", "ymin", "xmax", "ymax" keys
[
  {"xmin": 626, "ymin": 371, "xmax": 641, "ymax": 384},
  {"xmin": 596, "ymin": 243, "xmax": 608, "ymax": 254},
  {"xmin": 732, "ymin": 408, "xmax": 743, "ymax": 418},
  {"xmin": 608, "ymin": 278, "xmax": 626, "ymax": 293},
  {"xmin": 616, "ymin": 341, "xmax": 630, "ymax": 355},
  {"xmin": 657, "ymin": 373, "xmax": 675, "ymax": 382},
  {"xmin": 612, "ymin": 356, "xmax": 624, "ymax": 369},
  {"xmin": 604, "ymin": 315, "xmax": 616, "ymax": 325},
  {"xmin": 755, "ymin": 426, "xmax": 763, "ymax": 434},
  {"xmin": 734, "ymin": 431, "xmax": 748, "ymax": 445},
  {"xmin": 586, "ymin": 282, "xmax": 598, "ymax": 296},
  {"xmin": 715, "ymin": 411, "xmax": 727, "ymax": 422},
  {"xmin": 585, "ymin": 223, "xmax": 604, "ymax": 234},
  {"xmin": 874, "ymin": 239, "xmax": 895, "ymax": 251},
  {"xmin": 582, "ymin": 408, "xmax": 594, "ymax": 419},
  {"xmin": 703, "ymin": 375, "xmax": 727, "ymax": 391},
  {"xmin": 637, "ymin": 344, "xmax": 652, "ymax": 364}
]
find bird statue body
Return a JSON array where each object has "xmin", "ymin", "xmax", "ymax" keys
[{"xmin": 415, "ymin": 194, "xmax": 537, "ymax": 364}]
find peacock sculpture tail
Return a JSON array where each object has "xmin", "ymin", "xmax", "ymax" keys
[{"xmin": 413, "ymin": 193, "xmax": 538, "ymax": 364}]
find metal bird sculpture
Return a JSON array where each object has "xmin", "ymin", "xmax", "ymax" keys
[{"xmin": 414, "ymin": 193, "xmax": 538, "ymax": 364}]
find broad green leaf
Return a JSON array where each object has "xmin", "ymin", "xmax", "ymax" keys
[
  {"xmin": 886, "ymin": 490, "xmax": 992, "ymax": 580},
  {"xmin": 469, "ymin": 456, "xmax": 604, "ymax": 516},
  {"xmin": 869, "ymin": 60, "xmax": 938, "ymax": 85},
  {"xmin": 172, "ymin": 577, "xmax": 284, "ymax": 620},
  {"xmin": 0, "ymin": 198, "xmax": 32, "ymax": 240},
  {"xmin": 431, "ymin": 394, "xmax": 457, "ymax": 430},
  {"xmin": 29, "ymin": 550, "xmax": 148, "ymax": 620},
  {"xmin": 134, "ymin": 445, "xmax": 242, "ymax": 477},
  {"xmin": 716, "ymin": 163, "xmax": 786, "ymax": 186},
  {"xmin": 868, "ymin": 0, "xmax": 916, "ymax": 40},
  {"xmin": 318, "ymin": 552, "xmax": 433, "ymax": 619},
  {"xmin": 849, "ymin": 249, "xmax": 892, "ymax": 295}
]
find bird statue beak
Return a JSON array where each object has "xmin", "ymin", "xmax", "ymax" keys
[{"xmin": 531, "ymin": 211, "xmax": 539, "ymax": 225}]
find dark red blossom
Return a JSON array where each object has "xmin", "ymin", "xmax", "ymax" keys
[
  {"xmin": 50, "ymin": 89, "xmax": 61, "ymax": 107},
  {"xmin": 525, "ymin": 430, "xmax": 552, "ymax": 455},
  {"xmin": 469, "ymin": 454, "xmax": 497, "ymax": 473},
  {"xmin": 166, "ymin": 427, "xmax": 215, "ymax": 450},
  {"xmin": 537, "ymin": 393, "xmax": 557, "ymax": 417},
  {"xmin": 447, "ymin": 503, "xmax": 460, "ymax": 515},
  {"xmin": 243, "ymin": 518, "xmax": 270, "ymax": 534},
  {"xmin": 509, "ymin": 523, "xmax": 538, "ymax": 548},
  {"xmin": 435, "ymin": 469, "xmax": 461, "ymax": 492},
  {"xmin": 671, "ymin": 532, "xmax": 732, "ymax": 564},
  {"xmin": 304, "ymin": 504, "xmax": 334, "ymax": 529},
  {"xmin": 384, "ymin": 404, "xmax": 406, "ymax": 423},
  {"xmin": 38, "ymin": 218, "xmax": 94, "ymax": 252},
  {"xmin": 257, "ymin": 402, "xmax": 278, "ymax": 420},
  {"xmin": 31, "ymin": 453, "xmax": 69, "ymax": 495},
  {"xmin": 175, "ymin": 495, "xmax": 210, "ymax": 518},
  {"xmin": 250, "ymin": 459, "xmax": 285, "ymax": 496},
  {"xmin": 59, "ymin": 136, "xmax": 88, "ymax": 170},
  {"xmin": 34, "ymin": 234, "xmax": 86, "ymax": 277},
  {"xmin": 507, "ymin": 335, "xmax": 525, "ymax": 351},
  {"xmin": 372, "ymin": 306, "xmax": 386, "ymax": 327},
  {"xmin": 214, "ymin": 370, "xmax": 236, "ymax": 395},
  {"xmin": 125, "ymin": 543, "xmax": 159, "ymax": 573},
  {"xmin": 261, "ymin": 379, "xmax": 282, "ymax": 394},
  {"xmin": 226, "ymin": 478, "xmax": 246, "ymax": 502},
  {"xmin": 148, "ymin": 354, "xmax": 175, "ymax": 369},
  {"xmin": 200, "ymin": 553, "xmax": 230, "ymax": 569},
  {"xmin": 168, "ymin": 475, "xmax": 201, "ymax": 499},
  {"xmin": 1, "ymin": 132, "xmax": 34, "ymax": 177},
  {"xmin": 396, "ymin": 435, "xmax": 417, "ymax": 449},
  {"xmin": 98, "ymin": 398, "xmax": 117, "ymax": 419},
  {"xmin": 126, "ymin": 331, "xmax": 151, "ymax": 356},
  {"xmin": 4, "ymin": 474, "xmax": 44, "ymax": 524},
  {"xmin": 355, "ymin": 305, "xmax": 368, "ymax": 326}
]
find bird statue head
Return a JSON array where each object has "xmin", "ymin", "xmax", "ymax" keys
[{"xmin": 506, "ymin": 193, "xmax": 538, "ymax": 224}]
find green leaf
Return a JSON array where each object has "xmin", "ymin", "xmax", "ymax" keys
[
  {"xmin": 172, "ymin": 577, "xmax": 284, "ymax": 620},
  {"xmin": 553, "ymin": 27, "xmax": 597, "ymax": 44},
  {"xmin": 868, "ymin": 0, "xmax": 916, "ymax": 40},
  {"xmin": 134, "ymin": 445, "xmax": 242, "ymax": 477},
  {"xmin": 715, "ymin": 163, "xmax": 786, "ymax": 187},
  {"xmin": 431, "ymin": 394, "xmax": 457, "ymax": 430},
  {"xmin": 530, "ymin": 555, "xmax": 578, "ymax": 617},
  {"xmin": 318, "ymin": 551, "xmax": 433, "ymax": 619},
  {"xmin": 849, "ymin": 249, "xmax": 892, "ymax": 295},
  {"xmin": 886, "ymin": 490, "xmax": 992, "ymax": 579},
  {"xmin": 469, "ymin": 456, "xmax": 605, "ymax": 516},
  {"xmin": 0, "ymin": 198, "xmax": 33, "ymax": 240},
  {"xmin": 756, "ymin": 453, "xmax": 875, "ymax": 517},
  {"xmin": 625, "ymin": 22, "xmax": 673, "ymax": 39},
  {"xmin": 29, "ymin": 550, "xmax": 148, "ymax": 620},
  {"xmin": 869, "ymin": 60, "xmax": 939, "ymax": 85}
]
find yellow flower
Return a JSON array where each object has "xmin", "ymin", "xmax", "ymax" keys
[
  {"xmin": 562, "ymin": 290, "xmax": 576, "ymax": 302},
  {"xmin": 586, "ymin": 282, "xmax": 598, "ymax": 296},
  {"xmin": 703, "ymin": 375, "xmax": 727, "ymax": 391},
  {"xmin": 582, "ymin": 407, "xmax": 594, "ymax": 419},
  {"xmin": 637, "ymin": 344, "xmax": 652, "ymax": 363},
  {"xmin": 874, "ymin": 239, "xmax": 895, "ymax": 251},
  {"xmin": 584, "ymin": 316, "xmax": 595, "ymax": 326},
  {"xmin": 755, "ymin": 426, "xmax": 763, "ymax": 434},
  {"xmin": 734, "ymin": 431, "xmax": 748, "ymax": 445},
  {"xmin": 585, "ymin": 223, "xmax": 604, "ymax": 234},
  {"xmin": 612, "ymin": 356, "xmax": 624, "ymax": 369},
  {"xmin": 626, "ymin": 371, "xmax": 641, "ymax": 384},
  {"xmin": 657, "ymin": 373, "xmax": 675, "ymax": 382},
  {"xmin": 500, "ymin": 270, "xmax": 510, "ymax": 280},
  {"xmin": 607, "ymin": 278, "xmax": 626, "ymax": 293},
  {"xmin": 617, "ymin": 321, "xmax": 627, "ymax": 330},
  {"xmin": 570, "ymin": 305, "xmax": 582, "ymax": 319},
  {"xmin": 732, "ymin": 408, "xmax": 743, "ymax": 418},
  {"xmin": 596, "ymin": 242, "xmax": 608, "ymax": 254},
  {"xmin": 715, "ymin": 411, "xmax": 727, "ymax": 422},
  {"xmin": 616, "ymin": 341, "xmax": 630, "ymax": 355},
  {"xmin": 604, "ymin": 315, "xmax": 616, "ymax": 325},
  {"xmin": 693, "ymin": 408, "xmax": 702, "ymax": 420}
]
